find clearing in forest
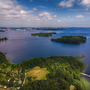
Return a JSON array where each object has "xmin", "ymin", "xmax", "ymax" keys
[{"xmin": 26, "ymin": 66, "xmax": 50, "ymax": 81}]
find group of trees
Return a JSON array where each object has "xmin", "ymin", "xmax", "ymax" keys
[
  {"xmin": 19, "ymin": 56, "xmax": 85, "ymax": 90},
  {"xmin": 51, "ymin": 36, "xmax": 86, "ymax": 44},
  {"xmin": 0, "ymin": 52, "xmax": 9, "ymax": 64},
  {"xmin": 31, "ymin": 32, "xmax": 56, "ymax": 37},
  {"xmin": 0, "ymin": 37, "xmax": 8, "ymax": 41}
]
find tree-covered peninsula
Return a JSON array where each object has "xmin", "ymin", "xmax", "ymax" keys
[
  {"xmin": 0, "ymin": 37, "xmax": 8, "ymax": 41},
  {"xmin": 0, "ymin": 51, "xmax": 88, "ymax": 90},
  {"xmin": 51, "ymin": 36, "xmax": 86, "ymax": 45},
  {"xmin": 31, "ymin": 32, "xmax": 56, "ymax": 37}
]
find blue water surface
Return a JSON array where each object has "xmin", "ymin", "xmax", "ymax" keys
[{"xmin": 0, "ymin": 27, "xmax": 90, "ymax": 74}]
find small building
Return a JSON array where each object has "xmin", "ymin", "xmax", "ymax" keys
[
  {"xmin": 13, "ymin": 80, "xmax": 17, "ymax": 83},
  {"xmin": 4, "ymin": 86, "xmax": 7, "ymax": 89},
  {"xmin": 8, "ymin": 78, "xmax": 11, "ymax": 82},
  {"xmin": 18, "ymin": 80, "xmax": 22, "ymax": 84},
  {"xmin": 17, "ymin": 87, "xmax": 20, "ymax": 89}
]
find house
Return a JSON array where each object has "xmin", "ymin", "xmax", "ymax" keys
[
  {"xmin": 13, "ymin": 80, "xmax": 17, "ymax": 83},
  {"xmin": 17, "ymin": 87, "xmax": 20, "ymax": 89},
  {"xmin": 18, "ymin": 80, "xmax": 22, "ymax": 84},
  {"xmin": 4, "ymin": 86, "xmax": 7, "ymax": 88},
  {"xmin": 8, "ymin": 78, "xmax": 11, "ymax": 82}
]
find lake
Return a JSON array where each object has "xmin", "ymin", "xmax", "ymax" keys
[{"xmin": 0, "ymin": 27, "xmax": 90, "ymax": 75}]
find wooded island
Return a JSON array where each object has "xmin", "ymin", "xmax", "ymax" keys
[
  {"xmin": 0, "ymin": 37, "xmax": 8, "ymax": 41},
  {"xmin": 51, "ymin": 36, "xmax": 86, "ymax": 44},
  {"xmin": 31, "ymin": 32, "xmax": 56, "ymax": 37}
]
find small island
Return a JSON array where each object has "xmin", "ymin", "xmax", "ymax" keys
[
  {"xmin": 31, "ymin": 32, "xmax": 56, "ymax": 37},
  {"xmin": 0, "ymin": 37, "xmax": 8, "ymax": 41},
  {"xmin": 51, "ymin": 36, "xmax": 87, "ymax": 45}
]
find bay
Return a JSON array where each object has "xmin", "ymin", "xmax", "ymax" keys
[{"xmin": 0, "ymin": 27, "xmax": 90, "ymax": 75}]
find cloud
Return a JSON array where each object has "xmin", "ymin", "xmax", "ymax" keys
[
  {"xmin": 80, "ymin": 0, "xmax": 90, "ymax": 7},
  {"xmin": 58, "ymin": 0, "xmax": 75, "ymax": 7},
  {"xmin": 38, "ymin": 6, "xmax": 46, "ymax": 8},
  {"xmin": 0, "ymin": 0, "xmax": 14, "ymax": 9},
  {"xmin": 76, "ymin": 15, "xmax": 85, "ymax": 18},
  {"xmin": 54, "ymin": 15, "xmax": 57, "ymax": 17},
  {"xmin": 0, "ymin": 0, "xmax": 41, "ymax": 26},
  {"xmin": 58, "ymin": 20, "xmax": 61, "ymax": 22},
  {"xmin": 39, "ymin": 12, "xmax": 53, "ymax": 20},
  {"xmin": 30, "ymin": 0, "xmax": 33, "ymax": 2},
  {"xmin": 33, "ymin": 8, "xmax": 37, "ymax": 11},
  {"xmin": 20, "ymin": 10, "xmax": 33, "ymax": 14},
  {"xmin": 81, "ymin": 0, "xmax": 90, "ymax": 5}
]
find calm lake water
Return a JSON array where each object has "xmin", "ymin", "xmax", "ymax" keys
[{"xmin": 0, "ymin": 27, "xmax": 90, "ymax": 75}]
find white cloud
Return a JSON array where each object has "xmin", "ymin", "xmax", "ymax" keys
[
  {"xmin": 0, "ymin": 0, "xmax": 41, "ymax": 26},
  {"xmin": 39, "ymin": 12, "xmax": 53, "ymax": 20},
  {"xmin": 80, "ymin": 0, "xmax": 90, "ymax": 7},
  {"xmin": 81, "ymin": 0, "xmax": 90, "ymax": 5},
  {"xmin": 58, "ymin": 0, "xmax": 75, "ymax": 7},
  {"xmin": 76, "ymin": 15, "xmax": 85, "ymax": 18},
  {"xmin": 38, "ymin": 6, "xmax": 46, "ymax": 8},
  {"xmin": 58, "ymin": 20, "xmax": 61, "ymax": 22},
  {"xmin": 54, "ymin": 15, "xmax": 57, "ymax": 17},
  {"xmin": 20, "ymin": 10, "xmax": 29, "ymax": 14},
  {"xmin": 0, "ymin": 0, "xmax": 14, "ymax": 9},
  {"xmin": 33, "ymin": 8, "xmax": 37, "ymax": 11}
]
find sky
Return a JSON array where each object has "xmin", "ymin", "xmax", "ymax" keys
[{"xmin": 0, "ymin": 0, "xmax": 90, "ymax": 27}]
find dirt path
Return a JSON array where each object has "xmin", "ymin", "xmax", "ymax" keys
[{"xmin": 22, "ymin": 73, "xmax": 26, "ymax": 86}]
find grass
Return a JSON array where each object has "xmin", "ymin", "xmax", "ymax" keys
[
  {"xmin": 4, "ymin": 66, "xmax": 11, "ymax": 72},
  {"xmin": 81, "ymin": 77, "xmax": 90, "ymax": 90},
  {"xmin": 70, "ymin": 85, "xmax": 76, "ymax": 90},
  {"xmin": 72, "ymin": 37, "xmax": 80, "ymax": 39},
  {"xmin": 26, "ymin": 66, "xmax": 50, "ymax": 81}
]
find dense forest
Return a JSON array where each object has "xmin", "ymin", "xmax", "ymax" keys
[
  {"xmin": 0, "ymin": 52, "xmax": 86, "ymax": 90},
  {"xmin": 20, "ymin": 56, "xmax": 85, "ymax": 90},
  {"xmin": 51, "ymin": 36, "xmax": 86, "ymax": 45},
  {"xmin": 31, "ymin": 32, "xmax": 56, "ymax": 37}
]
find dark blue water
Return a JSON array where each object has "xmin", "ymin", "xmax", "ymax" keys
[{"xmin": 0, "ymin": 28, "xmax": 90, "ymax": 75}]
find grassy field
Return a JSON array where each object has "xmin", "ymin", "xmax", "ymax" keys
[
  {"xmin": 81, "ymin": 77, "xmax": 90, "ymax": 90},
  {"xmin": 26, "ymin": 66, "xmax": 50, "ymax": 81},
  {"xmin": 70, "ymin": 85, "xmax": 76, "ymax": 90}
]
